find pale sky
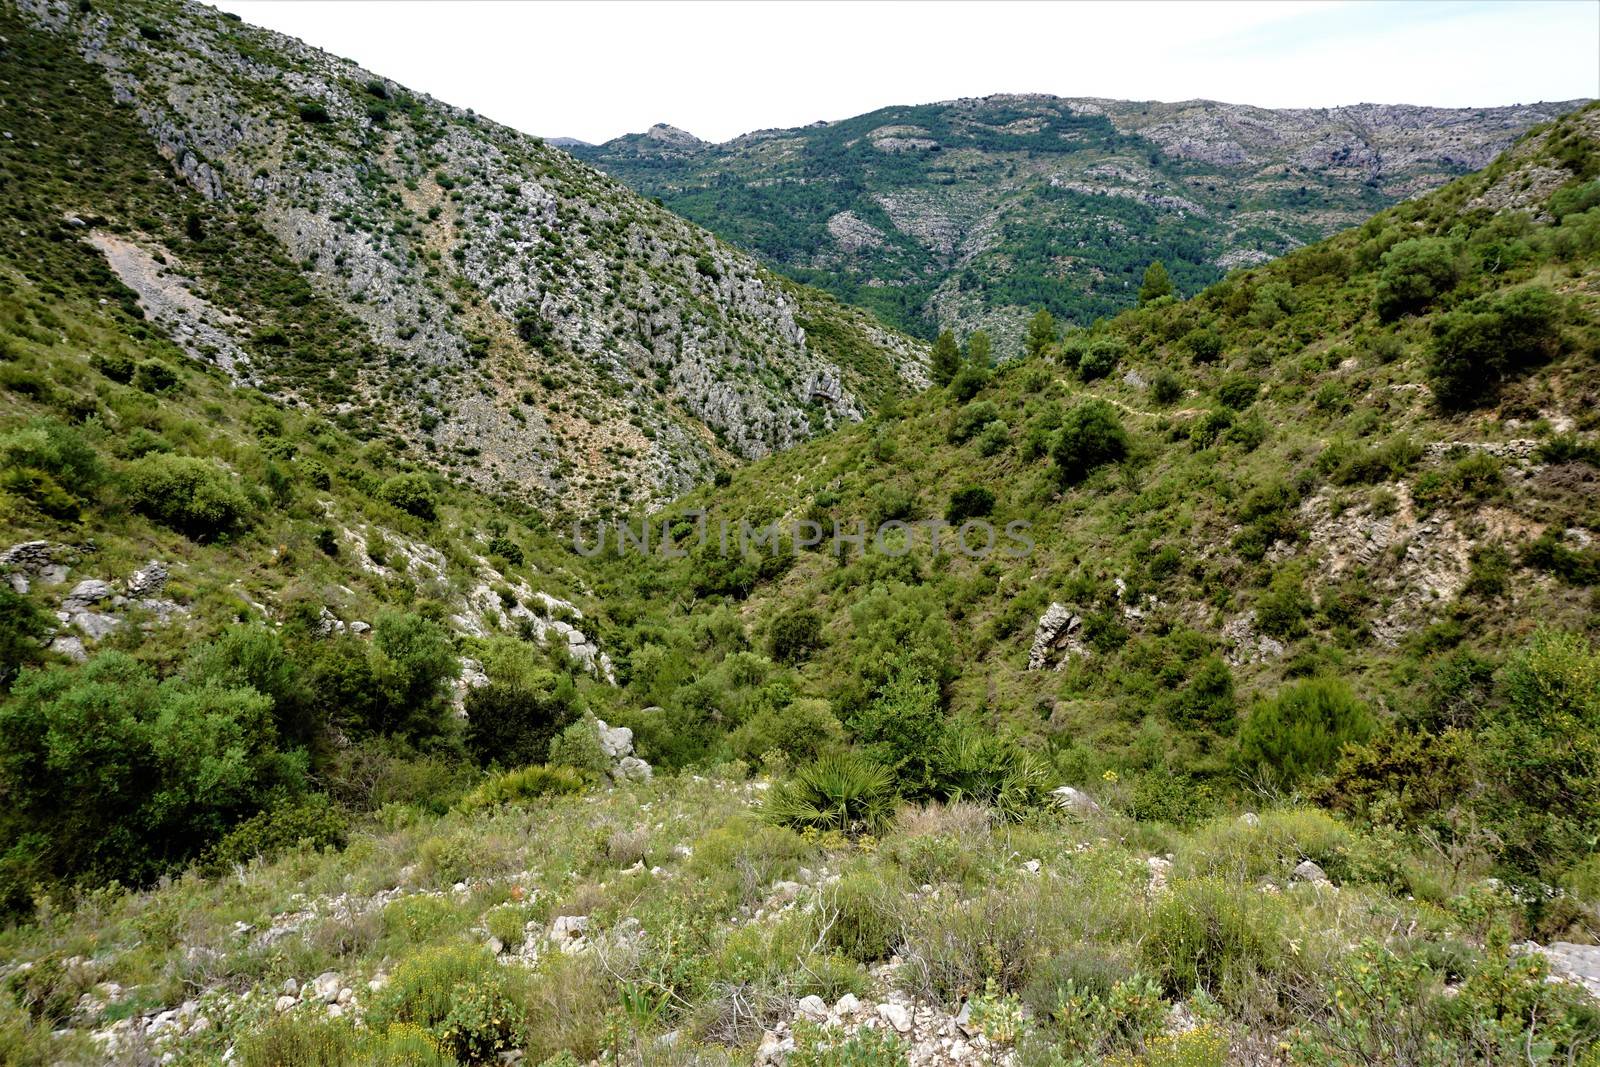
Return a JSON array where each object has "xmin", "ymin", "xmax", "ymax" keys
[{"xmin": 214, "ymin": 1, "xmax": 1599, "ymax": 145}]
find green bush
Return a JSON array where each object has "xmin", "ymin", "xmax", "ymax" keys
[
  {"xmin": 457, "ymin": 764, "xmax": 588, "ymax": 812},
  {"xmin": 1149, "ymin": 370, "xmax": 1184, "ymax": 405},
  {"xmin": 1428, "ymin": 286, "xmax": 1561, "ymax": 408},
  {"xmin": 1052, "ymin": 400, "xmax": 1129, "ymax": 485},
  {"xmin": 945, "ymin": 486, "xmax": 995, "ymax": 524},
  {"xmin": 1236, "ymin": 678, "xmax": 1375, "ymax": 792},
  {"xmin": 369, "ymin": 946, "xmax": 529, "ymax": 1064},
  {"xmin": 0, "ymin": 420, "xmax": 103, "ymax": 517},
  {"xmin": 238, "ymin": 1017, "xmax": 453, "ymax": 1067},
  {"xmin": 1181, "ymin": 327, "xmax": 1224, "ymax": 364},
  {"xmin": 367, "ymin": 612, "xmax": 457, "ymax": 739},
  {"xmin": 948, "ymin": 400, "xmax": 1001, "ymax": 444},
  {"xmin": 0, "ymin": 652, "xmax": 304, "ymax": 909},
  {"xmin": 768, "ymin": 607, "xmax": 823, "ymax": 665},
  {"xmin": 1078, "ymin": 337, "xmax": 1124, "ymax": 381},
  {"xmin": 131, "ymin": 359, "xmax": 179, "ymax": 393},
  {"xmin": 1215, "ymin": 373, "xmax": 1258, "ymax": 410},
  {"xmin": 464, "ymin": 675, "xmax": 579, "ymax": 768},
  {"xmin": 549, "ymin": 714, "xmax": 612, "ymax": 776},
  {"xmin": 764, "ymin": 752, "xmax": 896, "ymax": 835},
  {"xmin": 1375, "ymin": 237, "xmax": 1460, "ymax": 321},
  {"xmin": 124, "ymin": 453, "xmax": 249, "ymax": 538},
  {"xmin": 0, "ymin": 588, "xmax": 50, "ymax": 692},
  {"xmin": 1480, "ymin": 630, "xmax": 1600, "ymax": 875},
  {"xmin": 1142, "ymin": 877, "xmax": 1285, "ymax": 1004},
  {"xmin": 378, "ymin": 473, "xmax": 439, "ymax": 521},
  {"xmin": 205, "ymin": 794, "xmax": 347, "ymax": 871},
  {"xmin": 731, "ymin": 697, "xmax": 846, "ymax": 768},
  {"xmin": 948, "ymin": 363, "xmax": 990, "ymax": 404}
]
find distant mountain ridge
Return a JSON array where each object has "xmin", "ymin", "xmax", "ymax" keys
[{"xmin": 577, "ymin": 93, "xmax": 1587, "ymax": 352}]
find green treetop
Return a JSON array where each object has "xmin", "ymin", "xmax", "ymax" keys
[{"xmin": 1139, "ymin": 260, "xmax": 1174, "ymax": 305}]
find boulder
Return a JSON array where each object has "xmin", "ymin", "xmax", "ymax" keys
[
  {"xmin": 1050, "ymin": 785, "xmax": 1101, "ymax": 816},
  {"xmin": 126, "ymin": 561, "xmax": 168, "ymax": 598},
  {"xmin": 877, "ymin": 1002, "xmax": 913, "ymax": 1034},
  {"xmin": 1292, "ymin": 859, "xmax": 1329, "ymax": 885},
  {"xmin": 1028, "ymin": 603, "xmax": 1087, "ymax": 670}
]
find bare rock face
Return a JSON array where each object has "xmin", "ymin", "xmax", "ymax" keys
[
  {"xmin": 1027, "ymin": 602, "xmax": 1087, "ymax": 670},
  {"xmin": 21, "ymin": 0, "xmax": 926, "ymax": 516}
]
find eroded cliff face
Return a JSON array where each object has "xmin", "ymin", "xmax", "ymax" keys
[
  {"xmin": 580, "ymin": 93, "xmax": 1585, "ymax": 353},
  {"xmin": 17, "ymin": 0, "xmax": 924, "ymax": 514}
]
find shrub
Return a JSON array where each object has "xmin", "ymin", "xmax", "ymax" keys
[
  {"xmin": 974, "ymin": 419, "xmax": 1011, "ymax": 456},
  {"xmin": 1255, "ymin": 566, "xmax": 1313, "ymax": 639},
  {"xmin": 0, "ymin": 588, "xmax": 50, "ymax": 692},
  {"xmin": 1182, "ymin": 327, "xmax": 1224, "ymax": 364},
  {"xmin": 463, "ymin": 675, "xmax": 579, "ymax": 768},
  {"xmin": 370, "ymin": 946, "xmax": 529, "ymax": 1063},
  {"xmin": 764, "ymin": 752, "xmax": 896, "ymax": 834},
  {"xmin": 1428, "ymin": 286, "xmax": 1561, "ymax": 408},
  {"xmin": 0, "ymin": 653, "xmax": 303, "ymax": 907},
  {"xmin": 1480, "ymin": 630, "xmax": 1600, "ymax": 875},
  {"xmin": 768, "ymin": 607, "xmax": 823, "ymax": 665},
  {"xmin": 205, "ymin": 794, "xmax": 347, "ymax": 871},
  {"xmin": 124, "ymin": 453, "xmax": 249, "ymax": 538},
  {"xmin": 549, "ymin": 715, "xmax": 611, "ymax": 776},
  {"xmin": 131, "ymin": 359, "xmax": 178, "ymax": 393},
  {"xmin": 378, "ymin": 473, "xmax": 439, "ymax": 520},
  {"xmin": 238, "ymin": 1018, "xmax": 452, "ymax": 1067},
  {"xmin": 1142, "ymin": 877, "xmax": 1285, "ymax": 1004},
  {"xmin": 819, "ymin": 863, "xmax": 907, "ymax": 962},
  {"xmin": 732, "ymin": 697, "xmax": 846, "ymax": 768},
  {"xmin": 1078, "ymin": 337, "xmax": 1125, "ymax": 381},
  {"xmin": 1052, "ymin": 400, "xmax": 1129, "ymax": 485},
  {"xmin": 948, "ymin": 363, "xmax": 990, "ymax": 404},
  {"xmin": 1215, "ymin": 373, "xmax": 1258, "ymax": 410},
  {"xmin": 457, "ymin": 764, "xmax": 587, "ymax": 812},
  {"xmin": 1375, "ymin": 237, "xmax": 1460, "ymax": 320},
  {"xmin": 1236, "ymin": 678, "xmax": 1375, "ymax": 792},
  {"xmin": 297, "ymin": 100, "xmax": 332, "ymax": 124},
  {"xmin": 368, "ymin": 613, "xmax": 457, "ymax": 739},
  {"xmin": 1149, "ymin": 370, "xmax": 1184, "ymax": 405},
  {"xmin": 945, "ymin": 486, "xmax": 995, "ymax": 524},
  {"xmin": 948, "ymin": 400, "xmax": 1001, "ymax": 444}
]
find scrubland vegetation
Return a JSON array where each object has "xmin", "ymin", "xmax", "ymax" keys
[{"xmin": 1, "ymin": 2, "xmax": 1599, "ymax": 1063}]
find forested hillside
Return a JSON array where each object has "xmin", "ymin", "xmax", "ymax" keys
[
  {"xmin": 578, "ymin": 95, "xmax": 1584, "ymax": 351},
  {"xmin": 1, "ymin": 2, "xmax": 1599, "ymax": 1064}
]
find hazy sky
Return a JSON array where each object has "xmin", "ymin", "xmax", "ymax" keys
[{"xmin": 214, "ymin": 1, "xmax": 1599, "ymax": 145}]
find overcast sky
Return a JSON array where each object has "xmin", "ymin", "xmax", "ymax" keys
[{"xmin": 214, "ymin": 1, "xmax": 1599, "ymax": 145}]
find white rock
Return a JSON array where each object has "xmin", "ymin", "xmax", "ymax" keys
[
  {"xmin": 834, "ymin": 993, "xmax": 862, "ymax": 1017},
  {"xmin": 274, "ymin": 996, "xmax": 296, "ymax": 1013},
  {"xmin": 878, "ymin": 1002, "xmax": 913, "ymax": 1034},
  {"xmin": 1050, "ymin": 785, "xmax": 1101, "ymax": 816},
  {"xmin": 1292, "ymin": 859, "xmax": 1330, "ymax": 885},
  {"xmin": 795, "ymin": 994, "xmax": 828, "ymax": 1021}
]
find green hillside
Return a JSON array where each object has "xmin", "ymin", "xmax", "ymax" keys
[
  {"xmin": 2, "ymin": 3, "xmax": 1600, "ymax": 1064},
  {"xmin": 577, "ymin": 96, "xmax": 1583, "ymax": 350}
]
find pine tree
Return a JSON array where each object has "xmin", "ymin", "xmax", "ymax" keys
[
  {"xmin": 965, "ymin": 330, "xmax": 993, "ymax": 368},
  {"xmin": 930, "ymin": 329, "xmax": 961, "ymax": 386},
  {"xmin": 1139, "ymin": 260, "xmax": 1174, "ymax": 305},
  {"xmin": 1024, "ymin": 309, "xmax": 1056, "ymax": 360}
]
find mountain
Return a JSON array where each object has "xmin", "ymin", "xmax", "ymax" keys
[
  {"xmin": 6, "ymin": 0, "xmax": 925, "ymax": 517},
  {"xmin": 4, "ymin": 0, "xmax": 1600, "ymax": 1062},
  {"xmin": 576, "ymin": 94, "xmax": 1588, "ymax": 352}
]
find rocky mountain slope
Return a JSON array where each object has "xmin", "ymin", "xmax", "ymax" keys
[
  {"xmin": 577, "ymin": 94, "xmax": 1586, "ymax": 352},
  {"xmin": 8, "ymin": 0, "xmax": 925, "ymax": 516}
]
